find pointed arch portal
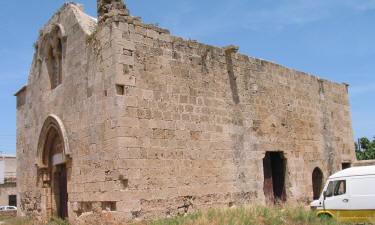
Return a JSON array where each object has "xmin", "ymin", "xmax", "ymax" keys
[{"xmin": 37, "ymin": 115, "xmax": 69, "ymax": 219}]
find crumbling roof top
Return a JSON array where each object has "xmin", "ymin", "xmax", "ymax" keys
[{"xmin": 39, "ymin": 2, "xmax": 97, "ymax": 39}]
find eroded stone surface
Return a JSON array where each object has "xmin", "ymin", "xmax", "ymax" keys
[{"xmin": 16, "ymin": 1, "xmax": 356, "ymax": 223}]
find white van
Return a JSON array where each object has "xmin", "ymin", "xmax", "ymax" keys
[{"xmin": 310, "ymin": 165, "xmax": 375, "ymax": 223}]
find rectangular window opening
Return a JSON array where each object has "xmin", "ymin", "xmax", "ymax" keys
[
  {"xmin": 342, "ymin": 163, "xmax": 351, "ymax": 170},
  {"xmin": 8, "ymin": 195, "xmax": 16, "ymax": 206},
  {"xmin": 116, "ymin": 84, "xmax": 125, "ymax": 95}
]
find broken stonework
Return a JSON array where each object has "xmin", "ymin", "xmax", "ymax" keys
[
  {"xmin": 97, "ymin": 0, "xmax": 129, "ymax": 23},
  {"xmin": 15, "ymin": 0, "xmax": 356, "ymax": 224}
]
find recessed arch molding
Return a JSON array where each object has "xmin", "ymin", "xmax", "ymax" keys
[{"xmin": 36, "ymin": 114, "xmax": 71, "ymax": 168}]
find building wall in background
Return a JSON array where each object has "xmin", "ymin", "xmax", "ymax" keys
[{"xmin": 0, "ymin": 155, "xmax": 17, "ymax": 206}]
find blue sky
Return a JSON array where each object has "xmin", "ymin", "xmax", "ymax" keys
[{"xmin": 0, "ymin": 0, "xmax": 374, "ymax": 155}]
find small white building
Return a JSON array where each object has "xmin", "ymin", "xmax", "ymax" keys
[{"xmin": 0, "ymin": 154, "xmax": 17, "ymax": 206}]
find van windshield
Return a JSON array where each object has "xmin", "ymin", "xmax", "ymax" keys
[{"xmin": 326, "ymin": 181, "xmax": 334, "ymax": 197}]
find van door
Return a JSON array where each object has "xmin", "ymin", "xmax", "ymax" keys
[
  {"xmin": 324, "ymin": 179, "xmax": 350, "ymax": 220},
  {"xmin": 348, "ymin": 176, "xmax": 375, "ymax": 222}
]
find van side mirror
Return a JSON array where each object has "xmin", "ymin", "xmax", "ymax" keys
[{"xmin": 323, "ymin": 191, "xmax": 327, "ymax": 200}]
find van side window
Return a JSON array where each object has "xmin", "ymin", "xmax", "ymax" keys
[
  {"xmin": 334, "ymin": 180, "xmax": 346, "ymax": 196},
  {"xmin": 326, "ymin": 181, "xmax": 334, "ymax": 197}
]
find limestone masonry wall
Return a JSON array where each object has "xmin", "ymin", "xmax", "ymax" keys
[{"xmin": 16, "ymin": 1, "xmax": 356, "ymax": 223}]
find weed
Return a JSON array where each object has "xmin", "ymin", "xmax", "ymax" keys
[{"xmin": 45, "ymin": 218, "xmax": 70, "ymax": 225}]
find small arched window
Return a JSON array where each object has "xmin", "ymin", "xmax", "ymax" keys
[
  {"xmin": 41, "ymin": 24, "xmax": 66, "ymax": 90},
  {"xmin": 312, "ymin": 167, "xmax": 324, "ymax": 200},
  {"xmin": 47, "ymin": 37, "xmax": 62, "ymax": 89}
]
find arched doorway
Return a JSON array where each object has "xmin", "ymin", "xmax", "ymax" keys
[
  {"xmin": 37, "ymin": 115, "xmax": 69, "ymax": 219},
  {"xmin": 312, "ymin": 167, "xmax": 323, "ymax": 200}
]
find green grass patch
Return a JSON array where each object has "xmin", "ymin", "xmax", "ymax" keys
[{"xmin": 140, "ymin": 204, "xmax": 344, "ymax": 225}]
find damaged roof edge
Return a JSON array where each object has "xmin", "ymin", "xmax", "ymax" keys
[
  {"xmin": 39, "ymin": 2, "xmax": 97, "ymax": 39},
  {"xmin": 14, "ymin": 85, "xmax": 27, "ymax": 97}
]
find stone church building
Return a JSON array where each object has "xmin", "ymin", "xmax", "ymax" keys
[{"xmin": 15, "ymin": 0, "xmax": 356, "ymax": 223}]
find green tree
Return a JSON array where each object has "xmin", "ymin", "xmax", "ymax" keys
[{"xmin": 356, "ymin": 137, "xmax": 375, "ymax": 160}]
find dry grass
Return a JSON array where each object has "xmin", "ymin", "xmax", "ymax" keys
[
  {"xmin": 136, "ymin": 204, "xmax": 344, "ymax": 225},
  {"xmin": 2, "ymin": 204, "xmax": 345, "ymax": 225},
  {"xmin": 2, "ymin": 217, "xmax": 69, "ymax": 225}
]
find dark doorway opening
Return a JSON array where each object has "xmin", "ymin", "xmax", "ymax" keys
[
  {"xmin": 312, "ymin": 167, "xmax": 323, "ymax": 200},
  {"xmin": 8, "ymin": 195, "xmax": 16, "ymax": 206},
  {"xmin": 53, "ymin": 164, "xmax": 68, "ymax": 218},
  {"xmin": 342, "ymin": 163, "xmax": 351, "ymax": 170},
  {"xmin": 263, "ymin": 152, "xmax": 286, "ymax": 202}
]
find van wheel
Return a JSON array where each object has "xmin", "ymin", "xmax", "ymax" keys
[{"xmin": 318, "ymin": 213, "xmax": 332, "ymax": 219}]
